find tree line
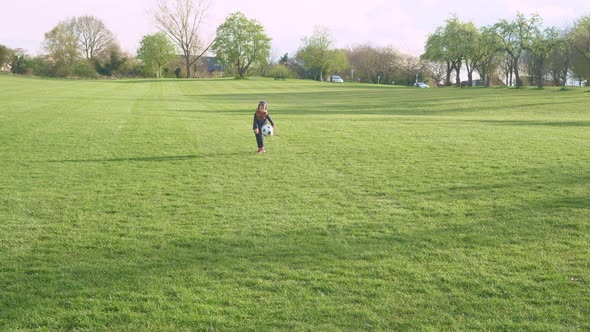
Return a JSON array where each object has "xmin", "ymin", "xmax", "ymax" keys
[
  {"xmin": 1, "ymin": 0, "xmax": 588, "ymax": 86},
  {"xmin": 423, "ymin": 13, "xmax": 590, "ymax": 87}
]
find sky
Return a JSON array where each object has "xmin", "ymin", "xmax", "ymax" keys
[{"xmin": 1, "ymin": 0, "xmax": 589, "ymax": 60}]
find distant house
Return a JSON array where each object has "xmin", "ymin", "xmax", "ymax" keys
[
  {"xmin": 173, "ymin": 55, "xmax": 225, "ymax": 78},
  {"xmin": 1, "ymin": 63, "xmax": 11, "ymax": 72},
  {"xmin": 201, "ymin": 56, "xmax": 224, "ymax": 74}
]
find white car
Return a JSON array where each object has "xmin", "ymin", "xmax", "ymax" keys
[
  {"xmin": 330, "ymin": 75, "xmax": 344, "ymax": 83},
  {"xmin": 415, "ymin": 82, "xmax": 429, "ymax": 88}
]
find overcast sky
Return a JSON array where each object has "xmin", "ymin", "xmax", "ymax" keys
[{"xmin": 2, "ymin": 0, "xmax": 589, "ymax": 59}]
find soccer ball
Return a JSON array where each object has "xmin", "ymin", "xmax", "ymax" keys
[{"xmin": 261, "ymin": 124, "xmax": 273, "ymax": 136}]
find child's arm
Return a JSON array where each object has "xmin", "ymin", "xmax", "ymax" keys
[{"xmin": 267, "ymin": 115, "xmax": 275, "ymax": 127}]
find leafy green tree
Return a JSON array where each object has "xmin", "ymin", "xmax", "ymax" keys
[
  {"xmin": 570, "ymin": 52, "xmax": 590, "ymax": 83},
  {"xmin": 44, "ymin": 18, "xmax": 81, "ymax": 68},
  {"xmin": 0, "ymin": 44, "xmax": 13, "ymax": 66},
  {"xmin": 523, "ymin": 26, "xmax": 561, "ymax": 88},
  {"xmin": 569, "ymin": 15, "xmax": 590, "ymax": 81},
  {"xmin": 137, "ymin": 33, "xmax": 177, "ymax": 77},
  {"xmin": 475, "ymin": 27, "xmax": 504, "ymax": 86},
  {"xmin": 455, "ymin": 20, "xmax": 480, "ymax": 86},
  {"xmin": 547, "ymin": 29, "xmax": 573, "ymax": 86},
  {"xmin": 422, "ymin": 16, "xmax": 472, "ymax": 86},
  {"xmin": 570, "ymin": 16, "xmax": 590, "ymax": 62},
  {"xmin": 422, "ymin": 29, "xmax": 454, "ymax": 85},
  {"xmin": 326, "ymin": 49, "xmax": 349, "ymax": 79},
  {"xmin": 212, "ymin": 12, "xmax": 271, "ymax": 79},
  {"xmin": 296, "ymin": 26, "xmax": 336, "ymax": 81},
  {"xmin": 443, "ymin": 16, "xmax": 474, "ymax": 86},
  {"xmin": 492, "ymin": 13, "xmax": 540, "ymax": 86}
]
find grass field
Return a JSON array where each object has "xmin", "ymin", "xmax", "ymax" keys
[{"xmin": 1, "ymin": 75, "xmax": 589, "ymax": 330}]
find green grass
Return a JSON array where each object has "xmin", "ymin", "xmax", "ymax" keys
[{"xmin": 1, "ymin": 75, "xmax": 589, "ymax": 330}]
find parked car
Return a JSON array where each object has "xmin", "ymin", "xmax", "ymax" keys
[
  {"xmin": 414, "ymin": 82, "xmax": 429, "ymax": 88},
  {"xmin": 330, "ymin": 75, "xmax": 344, "ymax": 83}
]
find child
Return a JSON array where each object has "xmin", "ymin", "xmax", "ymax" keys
[{"xmin": 253, "ymin": 100, "xmax": 276, "ymax": 153}]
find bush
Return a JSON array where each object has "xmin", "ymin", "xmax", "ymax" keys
[
  {"xmin": 51, "ymin": 64, "xmax": 72, "ymax": 78},
  {"xmin": 11, "ymin": 55, "xmax": 33, "ymax": 75},
  {"xmin": 71, "ymin": 60, "xmax": 98, "ymax": 78},
  {"xmin": 12, "ymin": 55, "xmax": 53, "ymax": 77},
  {"xmin": 115, "ymin": 57, "xmax": 143, "ymax": 78},
  {"xmin": 266, "ymin": 64, "xmax": 294, "ymax": 79},
  {"xmin": 29, "ymin": 57, "xmax": 52, "ymax": 77}
]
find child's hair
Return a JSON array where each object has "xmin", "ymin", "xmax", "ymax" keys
[{"xmin": 256, "ymin": 101, "xmax": 268, "ymax": 120}]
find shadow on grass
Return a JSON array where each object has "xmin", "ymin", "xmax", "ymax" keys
[
  {"xmin": 47, "ymin": 152, "xmax": 248, "ymax": 163},
  {"xmin": 176, "ymin": 89, "xmax": 588, "ymax": 117},
  {"xmin": 0, "ymin": 227, "xmax": 411, "ymax": 329},
  {"xmin": 2, "ymin": 164, "xmax": 589, "ymax": 329},
  {"xmin": 3, "ymin": 203, "xmax": 588, "ymax": 330},
  {"xmin": 111, "ymin": 78, "xmax": 236, "ymax": 84},
  {"xmin": 469, "ymin": 120, "xmax": 590, "ymax": 127},
  {"xmin": 418, "ymin": 168, "xmax": 590, "ymax": 215},
  {"xmin": 170, "ymin": 91, "xmax": 472, "ymax": 116}
]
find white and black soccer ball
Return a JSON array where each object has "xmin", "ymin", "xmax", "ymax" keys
[{"xmin": 261, "ymin": 124, "xmax": 273, "ymax": 136}]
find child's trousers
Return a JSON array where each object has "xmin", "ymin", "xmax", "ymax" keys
[{"xmin": 255, "ymin": 132, "xmax": 264, "ymax": 148}]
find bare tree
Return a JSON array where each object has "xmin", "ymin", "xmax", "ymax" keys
[
  {"xmin": 346, "ymin": 44, "xmax": 397, "ymax": 83},
  {"xmin": 76, "ymin": 16, "xmax": 115, "ymax": 60},
  {"xmin": 154, "ymin": 0, "xmax": 214, "ymax": 78},
  {"xmin": 426, "ymin": 61, "xmax": 446, "ymax": 85}
]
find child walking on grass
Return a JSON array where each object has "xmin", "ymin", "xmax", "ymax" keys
[{"xmin": 253, "ymin": 100, "xmax": 276, "ymax": 153}]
